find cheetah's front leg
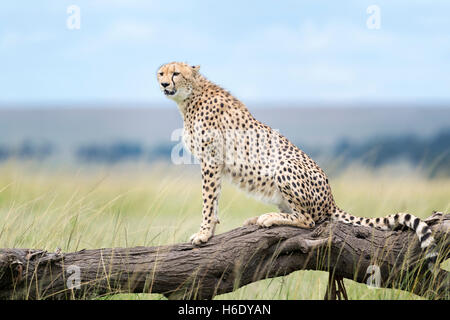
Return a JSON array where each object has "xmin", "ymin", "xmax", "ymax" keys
[{"xmin": 189, "ymin": 162, "xmax": 223, "ymax": 245}]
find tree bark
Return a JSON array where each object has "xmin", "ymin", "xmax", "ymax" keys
[{"xmin": 0, "ymin": 211, "xmax": 448, "ymax": 300}]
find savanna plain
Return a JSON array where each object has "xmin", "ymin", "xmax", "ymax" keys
[{"xmin": 0, "ymin": 162, "xmax": 448, "ymax": 300}]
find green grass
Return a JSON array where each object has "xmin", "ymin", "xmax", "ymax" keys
[{"xmin": 0, "ymin": 161, "xmax": 448, "ymax": 299}]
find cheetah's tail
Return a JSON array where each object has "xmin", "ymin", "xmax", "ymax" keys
[{"xmin": 330, "ymin": 208, "xmax": 439, "ymax": 269}]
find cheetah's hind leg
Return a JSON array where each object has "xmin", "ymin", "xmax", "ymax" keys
[
  {"xmin": 243, "ymin": 202, "xmax": 292, "ymax": 227},
  {"xmin": 244, "ymin": 211, "xmax": 315, "ymax": 229},
  {"xmin": 243, "ymin": 216, "xmax": 259, "ymax": 226}
]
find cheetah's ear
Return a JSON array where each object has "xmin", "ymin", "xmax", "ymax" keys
[{"xmin": 191, "ymin": 65, "xmax": 200, "ymax": 72}]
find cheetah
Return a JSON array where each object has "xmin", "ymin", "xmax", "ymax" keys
[{"xmin": 156, "ymin": 62, "xmax": 438, "ymax": 266}]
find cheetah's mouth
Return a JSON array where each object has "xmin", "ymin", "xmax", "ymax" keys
[{"xmin": 164, "ymin": 89, "xmax": 176, "ymax": 96}]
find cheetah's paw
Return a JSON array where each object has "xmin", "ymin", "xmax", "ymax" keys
[
  {"xmin": 256, "ymin": 213, "xmax": 278, "ymax": 228},
  {"xmin": 243, "ymin": 216, "xmax": 259, "ymax": 226},
  {"xmin": 189, "ymin": 230, "xmax": 212, "ymax": 245}
]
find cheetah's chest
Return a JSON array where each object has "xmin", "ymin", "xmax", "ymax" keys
[
  {"xmin": 223, "ymin": 163, "xmax": 284, "ymax": 207},
  {"xmin": 182, "ymin": 117, "xmax": 286, "ymax": 207}
]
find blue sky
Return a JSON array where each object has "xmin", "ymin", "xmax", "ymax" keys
[{"xmin": 0, "ymin": 0, "xmax": 449, "ymax": 106}]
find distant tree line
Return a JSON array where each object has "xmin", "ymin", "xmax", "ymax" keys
[
  {"xmin": 76, "ymin": 142, "xmax": 143, "ymax": 163},
  {"xmin": 0, "ymin": 129, "xmax": 448, "ymax": 176},
  {"xmin": 0, "ymin": 141, "xmax": 54, "ymax": 162},
  {"xmin": 330, "ymin": 129, "xmax": 449, "ymax": 177},
  {"xmin": 75, "ymin": 142, "xmax": 173, "ymax": 164}
]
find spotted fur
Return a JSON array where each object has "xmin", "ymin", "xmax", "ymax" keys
[{"xmin": 156, "ymin": 62, "xmax": 437, "ymax": 265}]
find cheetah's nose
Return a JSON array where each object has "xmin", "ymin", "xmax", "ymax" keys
[{"xmin": 161, "ymin": 82, "xmax": 170, "ymax": 88}]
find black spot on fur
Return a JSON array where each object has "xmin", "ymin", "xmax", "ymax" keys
[
  {"xmin": 413, "ymin": 218, "xmax": 420, "ymax": 230},
  {"xmin": 420, "ymin": 232, "xmax": 431, "ymax": 243}
]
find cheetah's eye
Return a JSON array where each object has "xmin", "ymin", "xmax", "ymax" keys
[
  {"xmin": 159, "ymin": 72, "xmax": 164, "ymax": 76},
  {"xmin": 173, "ymin": 72, "xmax": 180, "ymax": 76}
]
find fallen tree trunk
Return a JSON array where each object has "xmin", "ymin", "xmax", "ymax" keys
[{"xmin": 0, "ymin": 211, "xmax": 448, "ymax": 300}]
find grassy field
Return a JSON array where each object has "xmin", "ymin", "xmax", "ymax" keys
[{"xmin": 0, "ymin": 161, "xmax": 448, "ymax": 300}]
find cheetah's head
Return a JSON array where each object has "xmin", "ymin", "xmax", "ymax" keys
[{"xmin": 157, "ymin": 62, "xmax": 200, "ymax": 102}]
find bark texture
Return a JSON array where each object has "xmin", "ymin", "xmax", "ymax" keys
[{"xmin": 0, "ymin": 212, "xmax": 448, "ymax": 300}]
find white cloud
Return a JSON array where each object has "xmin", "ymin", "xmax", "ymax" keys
[{"xmin": 207, "ymin": 18, "xmax": 450, "ymax": 101}]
